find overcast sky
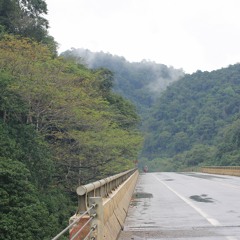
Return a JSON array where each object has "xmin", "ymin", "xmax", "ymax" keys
[{"xmin": 46, "ymin": 0, "xmax": 240, "ymax": 73}]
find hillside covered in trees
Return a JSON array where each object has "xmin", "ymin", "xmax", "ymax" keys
[
  {"xmin": 1, "ymin": 1, "xmax": 240, "ymax": 239},
  {"xmin": 0, "ymin": 1, "xmax": 142, "ymax": 239},
  {"xmin": 142, "ymin": 65, "xmax": 240, "ymax": 171},
  {"xmin": 61, "ymin": 48, "xmax": 184, "ymax": 115},
  {"xmin": 61, "ymin": 49, "xmax": 240, "ymax": 172}
]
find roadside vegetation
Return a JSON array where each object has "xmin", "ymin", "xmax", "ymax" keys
[
  {"xmin": 0, "ymin": 1, "xmax": 142, "ymax": 239},
  {"xmin": 1, "ymin": 1, "xmax": 240, "ymax": 239}
]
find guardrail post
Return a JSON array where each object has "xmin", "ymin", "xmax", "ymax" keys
[{"xmin": 89, "ymin": 197, "xmax": 103, "ymax": 240}]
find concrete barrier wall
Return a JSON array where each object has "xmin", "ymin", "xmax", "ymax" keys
[
  {"xmin": 201, "ymin": 166, "xmax": 240, "ymax": 176},
  {"xmin": 101, "ymin": 170, "xmax": 139, "ymax": 240},
  {"xmin": 69, "ymin": 170, "xmax": 139, "ymax": 240}
]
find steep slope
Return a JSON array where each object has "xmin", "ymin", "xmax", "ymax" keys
[
  {"xmin": 61, "ymin": 49, "xmax": 240, "ymax": 171},
  {"xmin": 61, "ymin": 49, "xmax": 184, "ymax": 115},
  {"xmin": 0, "ymin": 36, "xmax": 142, "ymax": 239},
  {"xmin": 142, "ymin": 64, "xmax": 240, "ymax": 170}
]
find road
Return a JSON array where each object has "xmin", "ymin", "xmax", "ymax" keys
[{"xmin": 118, "ymin": 172, "xmax": 240, "ymax": 240}]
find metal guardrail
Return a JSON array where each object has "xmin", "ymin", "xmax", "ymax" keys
[
  {"xmin": 51, "ymin": 168, "xmax": 137, "ymax": 240},
  {"xmin": 76, "ymin": 168, "xmax": 137, "ymax": 213},
  {"xmin": 70, "ymin": 214, "xmax": 96, "ymax": 240},
  {"xmin": 51, "ymin": 204, "xmax": 96, "ymax": 240}
]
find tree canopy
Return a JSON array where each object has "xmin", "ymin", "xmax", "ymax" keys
[
  {"xmin": 61, "ymin": 48, "xmax": 184, "ymax": 115},
  {"xmin": 141, "ymin": 65, "xmax": 240, "ymax": 170},
  {"xmin": 0, "ymin": 0, "xmax": 57, "ymax": 54},
  {"xmin": 0, "ymin": 34, "xmax": 142, "ymax": 239},
  {"xmin": 0, "ymin": 1, "xmax": 143, "ymax": 238}
]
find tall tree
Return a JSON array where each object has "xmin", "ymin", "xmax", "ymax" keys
[
  {"xmin": 0, "ymin": 35, "xmax": 143, "ymax": 188},
  {"xmin": 0, "ymin": 0, "xmax": 57, "ymax": 54}
]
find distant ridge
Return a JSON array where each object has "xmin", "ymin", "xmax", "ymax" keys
[
  {"xmin": 61, "ymin": 48, "xmax": 184, "ymax": 114},
  {"xmin": 142, "ymin": 64, "xmax": 240, "ymax": 170}
]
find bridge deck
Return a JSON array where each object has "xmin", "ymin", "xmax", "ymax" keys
[{"xmin": 118, "ymin": 172, "xmax": 240, "ymax": 240}]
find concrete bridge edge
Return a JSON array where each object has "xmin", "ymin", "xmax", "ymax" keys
[{"xmin": 102, "ymin": 170, "xmax": 139, "ymax": 240}]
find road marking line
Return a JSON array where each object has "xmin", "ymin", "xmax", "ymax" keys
[{"xmin": 153, "ymin": 174, "xmax": 221, "ymax": 227}]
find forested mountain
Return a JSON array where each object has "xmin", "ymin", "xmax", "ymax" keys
[
  {"xmin": 0, "ymin": 2, "xmax": 142, "ymax": 239},
  {"xmin": 2, "ymin": 2, "xmax": 240, "ymax": 239},
  {"xmin": 0, "ymin": 36, "xmax": 142, "ymax": 239},
  {"xmin": 142, "ymin": 65, "xmax": 240, "ymax": 171},
  {"xmin": 61, "ymin": 48, "xmax": 184, "ymax": 115},
  {"xmin": 61, "ymin": 49, "xmax": 240, "ymax": 172}
]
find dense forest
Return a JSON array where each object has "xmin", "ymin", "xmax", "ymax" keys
[
  {"xmin": 0, "ymin": 1, "xmax": 142, "ymax": 239},
  {"xmin": 63, "ymin": 49, "xmax": 240, "ymax": 172},
  {"xmin": 1, "ymin": 1, "xmax": 240, "ymax": 239},
  {"xmin": 61, "ymin": 48, "xmax": 184, "ymax": 115},
  {"xmin": 142, "ymin": 65, "xmax": 240, "ymax": 171}
]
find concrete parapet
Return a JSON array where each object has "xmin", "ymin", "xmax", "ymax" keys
[
  {"xmin": 101, "ymin": 170, "xmax": 139, "ymax": 239},
  {"xmin": 201, "ymin": 166, "xmax": 240, "ymax": 176},
  {"xmin": 69, "ymin": 170, "xmax": 139, "ymax": 240}
]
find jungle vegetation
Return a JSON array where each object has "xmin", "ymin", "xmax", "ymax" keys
[
  {"xmin": 1, "ymin": 2, "xmax": 240, "ymax": 239},
  {"xmin": 142, "ymin": 66, "xmax": 240, "ymax": 171},
  {"xmin": 63, "ymin": 49, "xmax": 240, "ymax": 171},
  {"xmin": 61, "ymin": 48, "xmax": 184, "ymax": 115},
  {"xmin": 0, "ymin": 1, "xmax": 142, "ymax": 239}
]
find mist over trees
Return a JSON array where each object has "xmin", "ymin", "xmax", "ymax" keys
[
  {"xmin": 2, "ymin": 2, "xmax": 240, "ymax": 238},
  {"xmin": 62, "ymin": 49, "xmax": 240, "ymax": 172},
  {"xmin": 61, "ymin": 48, "xmax": 185, "ymax": 115}
]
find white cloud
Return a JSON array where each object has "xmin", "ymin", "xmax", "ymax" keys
[{"xmin": 46, "ymin": 0, "xmax": 240, "ymax": 73}]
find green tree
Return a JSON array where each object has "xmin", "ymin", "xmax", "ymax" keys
[
  {"xmin": 0, "ymin": 157, "xmax": 56, "ymax": 240},
  {"xmin": 143, "ymin": 64, "xmax": 240, "ymax": 168},
  {"xmin": 0, "ymin": 0, "xmax": 47, "ymax": 34},
  {"xmin": 0, "ymin": 0, "xmax": 57, "ymax": 53},
  {"xmin": 215, "ymin": 119, "xmax": 240, "ymax": 165}
]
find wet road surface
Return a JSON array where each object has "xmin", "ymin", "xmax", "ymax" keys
[{"xmin": 118, "ymin": 172, "xmax": 240, "ymax": 240}]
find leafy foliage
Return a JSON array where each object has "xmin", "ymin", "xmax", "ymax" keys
[
  {"xmin": 0, "ymin": 157, "xmax": 53, "ymax": 240},
  {"xmin": 0, "ymin": 33, "xmax": 143, "ymax": 238},
  {"xmin": 0, "ymin": 0, "xmax": 57, "ymax": 54},
  {"xmin": 61, "ymin": 48, "xmax": 184, "ymax": 115},
  {"xmin": 142, "ymin": 65, "xmax": 240, "ymax": 169}
]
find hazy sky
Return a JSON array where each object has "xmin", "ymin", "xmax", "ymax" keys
[{"xmin": 46, "ymin": 0, "xmax": 240, "ymax": 73}]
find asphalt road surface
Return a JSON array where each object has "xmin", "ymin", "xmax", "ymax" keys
[{"xmin": 118, "ymin": 172, "xmax": 240, "ymax": 240}]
